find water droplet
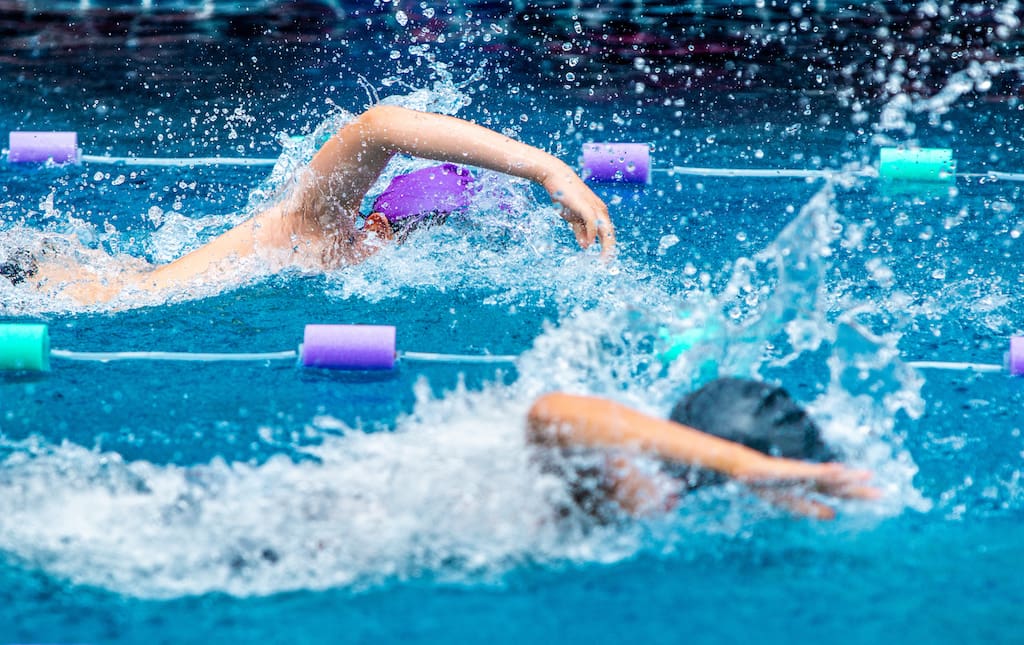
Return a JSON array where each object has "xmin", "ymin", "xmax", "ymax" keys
[
  {"xmin": 657, "ymin": 234, "xmax": 680, "ymax": 255},
  {"xmin": 395, "ymin": 10, "xmax": 408, "ymax": 27}
]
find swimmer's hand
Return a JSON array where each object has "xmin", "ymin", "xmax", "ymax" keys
[
  {"xmin": 733, "ymin": 457, "xmax": 881, "ymax": 520},
  {"xmin": 542, "ymin": 163, "xmax": 616, "ymax": 258}
]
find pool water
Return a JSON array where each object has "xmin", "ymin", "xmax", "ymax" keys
[{"xmin": 1, "ymin": 2, "xmax": 1024, "ymax": 642}]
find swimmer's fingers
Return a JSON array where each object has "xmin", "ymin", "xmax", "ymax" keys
[
  {"xmin": 806, "ymin": 465, "xmax": 881, "ymax": 500},
  {"xmin": 821, "ymin": 483, "xmax": 883, "ymax": 501},
  {"xmin": 738, "ymin": 460, "xmax": 879, "ymax": 500},
  {"xmin": 545, "ymin": 172, "xmax": 616, "ymax": 257},
  {"xmin": 595, "ymin": 207, "xmax": 616, "ymax": 259},
  {"xmin": 565, "ymin": 210, "xmax": 595, "ymax": 249},
  {"xmin": 561, "ymin": 203, "xmax": 616, "ymax": 258},
  {"xmin": 751, "ymin": 488, "xmax": 837, "ymax": 521}
]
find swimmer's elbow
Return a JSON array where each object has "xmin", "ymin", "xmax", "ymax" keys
[
  {"xmin": 357, "ymin": 105, "xmax": 414, "ymax": 139},
  {"xmin": 526, "ymin": 392, "xmax": 580, "ymax": 446}
]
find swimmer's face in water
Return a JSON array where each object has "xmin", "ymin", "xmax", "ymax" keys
[{"xmin": 362, "ymin": 211, "xmax": 451, "ymax": 245}]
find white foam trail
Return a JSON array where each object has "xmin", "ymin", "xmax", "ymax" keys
[{"xmin": 0, "ymin": 388, "xmax": 639, "ymax": 598}]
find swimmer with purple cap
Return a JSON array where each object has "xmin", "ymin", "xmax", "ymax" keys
[{"xmin": 9, "ymin": 105, "xmax": 613, "ymax": 305}]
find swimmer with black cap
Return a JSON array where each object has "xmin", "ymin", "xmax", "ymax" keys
[
  {"xmin": 6, "ymin": 105, "xmax": 613, "ymax": 305},
  {"xmin": 527, "ymin": 378, "xmax": 879, "ymax": 520}
]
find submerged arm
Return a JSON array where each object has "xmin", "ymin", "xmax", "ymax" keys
[
  {"xmin": 526, "ymin": 392, "xmax": 877, "ymax": 518},
  {"xmin": 304, "ymin": 104, "xmax": 615, "ymax": 254}
]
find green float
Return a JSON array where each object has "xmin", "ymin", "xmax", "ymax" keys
[
  {"xmin": 657, "ymin": 314, "xmax": 721, "ymax": 383},
  {"xmin": 0, "ymin": 323, "xmax": 50, "ymax": 371},
  {"xmin": 878, "ymin": 147, "xmax": 956, "ymax": 182}
]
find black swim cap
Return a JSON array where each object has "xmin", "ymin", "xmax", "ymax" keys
[
  {"xmin": 669, "ymin": 377, "xmax": 837, "ymax": 463},
  {"xmin": 0, "ymin": 249, "xmax": 38, "ymax": 286}
]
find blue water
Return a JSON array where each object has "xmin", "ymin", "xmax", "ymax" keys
[{"xmin": 2, "ymin": 2, "xmax": 1024, "ymax": 642}]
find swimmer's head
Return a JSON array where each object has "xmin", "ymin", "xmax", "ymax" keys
[
  {"xmin": 366, "ymin": 163, "xmax": 476, "ymax": 242},
  {"xmin": 669, "ymin": 377, "xmax": 837, "ymax": 487}
]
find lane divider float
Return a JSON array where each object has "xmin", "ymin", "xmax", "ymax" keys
[
  {"xmin": 0, "ymin": 323, "xmax": 518, "ymax": 373},
  {"xmin": 6, "ymin": 131, "xmax": 276, "ymax": 167},
  {"xmin": 2, "ymin": 322, "xmax": 1022, "ymax": 378},
  {"xmin": 580, "ymin": 143, "xmax": 1024, "ymax": 184},
  {"xmin": 583, "ymin": 143, "xmax": 987, "ymax": 183},
  {"xmin": 8, "ymin": 131, "xmax": 1021, "ymax": 183}
]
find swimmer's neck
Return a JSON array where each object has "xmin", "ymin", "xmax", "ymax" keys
[{"xmin": 254, "ymin": 203, "xmax": 394, "ymax": 263}]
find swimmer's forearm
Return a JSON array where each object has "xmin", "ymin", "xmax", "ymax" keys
[
  {"xmin": 526, "ymin": 392, "xmax": 765, "ymax": 478},
  {"xmin": 356, "ymin": 105, "xmax": 569, "ymax": 185},
  {"xmin": 303, "ymin": 105, "xmax": 564, "ymax": 215}
]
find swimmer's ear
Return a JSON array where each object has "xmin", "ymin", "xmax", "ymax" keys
[{"xmin": 363, "ymin": 212, "xmax": 395, "ymax": 242}]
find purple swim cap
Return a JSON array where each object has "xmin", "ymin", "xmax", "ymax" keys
[{"xmin": 371, "ymin": 163, "xmax": 475, "ymax": 225}]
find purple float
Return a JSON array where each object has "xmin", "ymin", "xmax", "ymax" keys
[
  {"xmin": 581, "ymin": 142, "xmax": 651, "ymax": 183},
  {"xmin": 8, "ymin": 131, "xmax": 79, "ymax": 164},
  {"xmin": 1010, "ymin": 337, "xmax": 1024, "ymax": 377},
  {"xmin": 300, "ymin": 324, "xmax": 397, "ymax": 370}
]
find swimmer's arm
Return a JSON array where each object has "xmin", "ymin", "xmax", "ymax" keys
[
  {"xmin": 306, "ymin": 104, "xmax": 615, "ymax": 255},
  {"xmin": 526, "ymin": 392, "xmax": 877, "ymax": 516},
  {"xmin": 528, "ymin": 392, "xmax": 787, "ymax": 477}
]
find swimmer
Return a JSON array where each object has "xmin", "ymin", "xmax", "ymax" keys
[
  {"xmin": 2, "ymin": 105, "xmax": 614, "ymax": 305},
  {"xmin": 528, "ymin": 378, "xmax": 880, "ymax": 520}
]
